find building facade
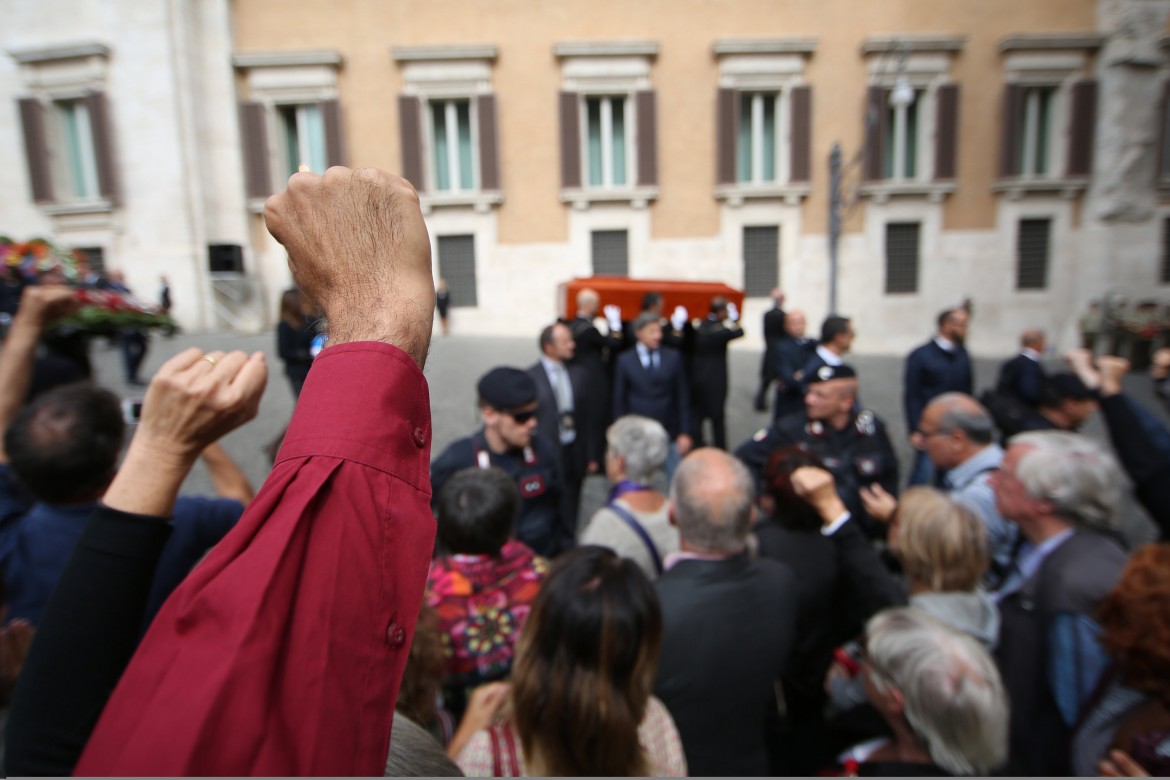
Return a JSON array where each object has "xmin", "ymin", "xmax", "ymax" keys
[{"xmin": 5, "ymin": 0, "xmax": 1170, "ymax": 354}]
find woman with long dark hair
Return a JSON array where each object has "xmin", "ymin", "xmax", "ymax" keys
[{"xmin": 448, "ymin": 546, "xmax": 685, "ymax": 776}]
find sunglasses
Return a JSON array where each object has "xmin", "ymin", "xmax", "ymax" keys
[{"xmin": 506, "ymin": 408, "xmax": 537, "ymax": 424}]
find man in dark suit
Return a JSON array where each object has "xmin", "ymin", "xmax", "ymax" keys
[
  {"xmin": 772, "ymin": 309, "xmax": 816, "ymax": 423},
  {"xmin": 754, "ymin": 288, "xmax": 786, "ymax": 411},
  {"xmin": 527, "ymin": 320, "xmax": 597, "ymax": 536},
  {"xmin": 614, "ymin": 312, "xmax": 693, "ymax": 477},
  {"xmin": 653, "ymin": 448, "xmax": 797, "ymax": 777},
  {"xmin": 903, "ymin": 307, "xmax": 972, "ymax": 485},
  {"xmin": 566, "ymin": 287, "xmax": 623, "ymax": 458},
  {"xmin": 996, "ymin": 328, "xmax": 1047, "ymax": 407},
  {"xmin": 690, "ymin": 296, "xmax": 745, "ymax": 449}
]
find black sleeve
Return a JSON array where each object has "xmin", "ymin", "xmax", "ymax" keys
[
  {"xmin": 1099, "ymin": 394, "xmax": 1170, "ymax": 538},
  {"xmin": 4, "ymin": 505, "xmax": 172, "ymax": 777},
  {"xmin": 829, "ymin": 519, "xmax": 907, "ymax": 619}
]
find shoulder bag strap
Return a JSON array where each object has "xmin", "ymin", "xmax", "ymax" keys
[{"xmin": 606, "ymin": 501, "xmax": 663, "ymax": 575}]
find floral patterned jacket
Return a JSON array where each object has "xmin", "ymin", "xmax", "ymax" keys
[{"xmin": 425, "ymin": 540, "xmax": 548, "ymax": 689}]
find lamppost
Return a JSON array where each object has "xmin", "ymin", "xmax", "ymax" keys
[{"xmin": 826, "ymin": 42, "xmax": 915, "ymax": 316}]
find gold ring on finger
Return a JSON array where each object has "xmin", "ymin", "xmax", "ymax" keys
[{"xmin": 200, "ymin": 355, "xmax": 219, "ymax": 366}]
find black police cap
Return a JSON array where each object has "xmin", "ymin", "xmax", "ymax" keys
[{"xmin": 477, "ymin": 367, "xmax": 537, "ymax": 409}]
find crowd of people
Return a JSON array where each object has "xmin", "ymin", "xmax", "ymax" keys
[{"xmin": 0, "ymin": 165, "xmax": 1168, "ymax": 777}]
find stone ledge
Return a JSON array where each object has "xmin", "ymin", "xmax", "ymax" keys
[
  {"xmin": 993, "ymin": 177, "xmax": 1088, "ymax": 199},
  {"xmin": 559, "ymin": 186, "xmax": 659, "ymax": 209},
  {"xmin": 419, "ymin": 191, "xmax": 503, "ymax": 214},
  {"xmin": 392, "ymin": 45, "xmax": 498, "ymax": 62},
  {"xmin": 859, "ymin": 181, "xmax": 957, "ymax": 204},
  {"xmin": 554, "ymin": 41, "xmax": 659, "ymax": 58},
  {"xmin": 998, "ymin": 34, "xmax": 1104, "ymax": 53},
  {"xmin": 714, "ymin": 183, "xmax": 812, "ymax": 207},
  {"xmin": 9, "ymin": 42, "xmax": 109, "ymax": 64},
  {"xmin": 861, "ymin": 35, "xmax": 966, "ymax": 55},
  {"xmin": 714, "ymin": 38, "xmax": 818, "ymax": 56},
  {"xmin": 233, "ymin": 51, "xmax": 342, "ymax": 69}
]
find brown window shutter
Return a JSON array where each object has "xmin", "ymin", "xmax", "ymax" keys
[
  {"xmin": 1067, "ymin": 79, "xmax": 1098, "ymax": 177},
  {"xmin": 559, "ymin": 91, "xmax": 581, "ymax": 190},
  {"xmin": 635, "ymin": 90, "xmax": 658, "ymax": 187},
  {"xmin": 86, "ymin": 92, "xmax": 120, "ymax": 204},
  {"xmin": 863, "ymin": 87, "xmax": 889, "ymax": 181},
  {"xmin": 716, "ymin": 87, "xmax": 739, "ymax": 185},
  {"xmin": 477, "ymin": 94, "xmax": 500, "ymax": 192},
  {"xmin": 321, "ymin": 99, "xmax": 345, "ymax": 168},
  {"xmin": 999, "ymin": 84, "xmax": 1024, "ymax": 178},
  {"xmin": 17, "ymin": 98, "xmax": 54, "ymax": 203},
  {"xmin": 790, "ymin": 85, "xmax": 812, "ymax": 183},
  {"xmin": 238, "ymin": 101, "xmax": 272, "ymax": 199},
  {"xmin": 398, "ymin": 95, "xmax": 425, "ymax": 193},
  {"xmin": 934, "ymin": 84, "xmax": 960, "ymax": 180}
]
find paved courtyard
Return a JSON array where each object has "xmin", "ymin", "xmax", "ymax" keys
[{"xmin": 89, "ymin": 329, "xmax": 1163, "ymax": 546}]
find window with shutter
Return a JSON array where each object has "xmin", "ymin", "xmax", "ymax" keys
[
  {"xmin": 591, "ymin": 230, "xmax": 629, "ymax": 276},
  {"xmin": 437, "ymin": 235, "xmax": 478, "ymax": 307},
  {"xmin": 712, "ymin": 39, "xmax": 815, "ymax": 202},
  {"xmin": 555, "ymin": 43, "xmax": 658, "ymax": 206},
  {"xmin": 885, "ymin": 222, "xmax": 920, "ymax": 294},
  {"xmin": 392, "ymin": 47, "xmax": 500, "ymax": 207},
  {"xmin": 11, "ymin": 46, "xmax": 117, "ymax": 210},
  {"xmin": 232, "ymin": 51, "xmax": 343, "ymax": 200},
  {"xmin": 1017, "ymin": 218, "xmax": 1051, "ymax": 290},
  {"xmin": 857, "ymin": 39, "xmax": 963, "ymax": 200},
  {"xmin": 743, "ymin": 226, "xmax": 779, "ymax": 297}
]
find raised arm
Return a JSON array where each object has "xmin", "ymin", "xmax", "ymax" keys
[
  {"xmin": 199, "ymin": 441, "xmax": 254, "ymax": 505},
  {"xmin": 5, "ymin": 347, "xmax": 267, "ymax": 777},
  {"xmin": 76, "ymin": 167, "xmax": 439, "ymax": 777},
  {"xmin": 0, "ymin": 286, "xmax": 78, "ymax": 463}
]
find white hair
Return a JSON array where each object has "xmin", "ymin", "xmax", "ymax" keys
[
  {"xmin": 1008, "ymin": 430, "xmax": 1122, "ymax": 531},
  {"xmin": 607, "ymin": 415, "xmax": 669, "ymax": 483},
  {"xmin": 866, "ymin": 608, "xmax": 1009, "ymax": 776}
]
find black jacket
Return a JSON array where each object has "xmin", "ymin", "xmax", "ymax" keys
[
  {"xmin": 526, "ymin": 361, "xmax": 598, "ymax": 479},
  {"xmin": 653, "ymin": 553, "xmax": 797, "ymax": 777},
  {"xmin": 996, "ymin": 353, "xmax": 1046, "ymax": 407},
  {"xmin": 690, "ymin": 317, "xmax": 744, "ymax": 412}
]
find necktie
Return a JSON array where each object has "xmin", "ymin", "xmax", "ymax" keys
[
  {"xmin": 651, "ymin": 350, "xmax": 660, "ymax": 371},
  {"xmin": 554, "ymin": 363, "xmax": 573, "ymax": 412}
]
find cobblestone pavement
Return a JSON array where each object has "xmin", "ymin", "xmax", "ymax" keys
[{"xmin": 91, "ymin": 330, "xmax": 1162, "ymax": 546}]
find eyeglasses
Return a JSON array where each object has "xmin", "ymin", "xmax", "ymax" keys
[
  {"xmin": 506, "ymin": 408, "xmax": 537, "ymax": 424},
  {"xmin": 915, "ymin": 427, "xmax": 951, "ymax": 439}
]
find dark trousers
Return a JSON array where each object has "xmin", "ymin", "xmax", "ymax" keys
[{"xmin": 118, "ymin": 330, "xmax": 148, "ymax": 383}]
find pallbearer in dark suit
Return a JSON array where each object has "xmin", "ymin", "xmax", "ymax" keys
[
  {"xmin": 754, "ymin": 288, "xmax": 786, "ymax": 411},
  {"xmin": 566, "ymin": 287, "xmax": 623, "ymax": 459},
  {"xmin": 614, "ymin": 312, "xmax": 693, "ymax": 478},
  {"xmin": 527, "ymin": 321, "xmax": 597, "ymax": 536},
  {"xmin": 690, "ymin": 296, "xmax": 745, "ymax": 449}
]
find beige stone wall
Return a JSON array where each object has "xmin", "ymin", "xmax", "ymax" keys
[{"xmin": 233, "ymin": 0, "xmax": 1097, "ymax": 245}]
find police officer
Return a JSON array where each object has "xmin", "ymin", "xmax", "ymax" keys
[
  {"xmin": 430, "ymin": 367, "xmax": 570, "ymax": 558},
  {"xmin": 735, "ymin": 364, "xmax": 898, "ymax": 539}
]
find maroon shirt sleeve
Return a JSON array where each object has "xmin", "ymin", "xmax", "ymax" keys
[{"xmin": 75, "ymin": 342, "xmax": 436, "ymax": 776}]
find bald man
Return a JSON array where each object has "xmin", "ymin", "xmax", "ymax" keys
[
  {"xmin": 996, "ymin": 329, "xmax": 1048, "ymax": 408},
  {"xmin": 653, "ymin": 449, "xmax": 797, "ymax": 777}
]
